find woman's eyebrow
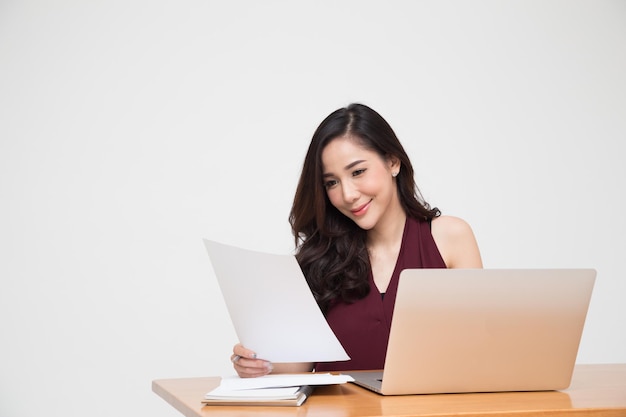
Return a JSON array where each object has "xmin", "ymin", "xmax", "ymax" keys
[
  {"xmin": 345, "ymin": 159, "xmax": 365, "ymax": 170},
  {"xmin": 323, "ymin": 159, "xmax": 366, "ymax": 178}
]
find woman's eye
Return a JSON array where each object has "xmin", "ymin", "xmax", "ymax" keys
[
  {"xmin": 352, "ymin": 168, "xmax": 366, "ymax": 177},
  {"xmin": 324, "ymin": 179, "xmax": 338, "ymax": 189}
]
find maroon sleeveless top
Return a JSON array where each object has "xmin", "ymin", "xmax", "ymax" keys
[{"xmin": 315, "ymin": 216, "xmax": 446, "ymax": 372}]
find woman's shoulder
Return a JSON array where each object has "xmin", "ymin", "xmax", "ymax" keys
[
  {"xmin": 431, "ymin": 215, "xmax": 483, "ymax": 268},
  {"xmin": 431, "ymin": 215, "xmax": 473, "ymax": 236}
]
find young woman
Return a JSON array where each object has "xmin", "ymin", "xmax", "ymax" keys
[{"xmin": 231, "ymin": 103, "xmax": 482, "ymax": 377}]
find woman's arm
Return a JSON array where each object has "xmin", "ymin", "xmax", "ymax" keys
[
  {"xmin": 272, "ymin": 362, "xmax": 315, "ymax": 374},
  {"xmin": 431, "ymin": 215, "xmax": 483, "ymax": 268}
]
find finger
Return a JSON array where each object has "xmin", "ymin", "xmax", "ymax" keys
[
  {"xmin": 233, "ymin": 358, "xmax": 273, "ymax": 378},
  {"xmin": 233, "ymin": 343, "xmax": 258, "ymax": 360},
  {"xmin": 234, "ymin": 357, "xmax": 272, "ymax": 371},
  {"xmin": 236, "ymin": 366, "xmax": 271, "ymax": 378},
  {"xmin": 236, "ymin": 364, "xmax": 272, "ymax": 378}
]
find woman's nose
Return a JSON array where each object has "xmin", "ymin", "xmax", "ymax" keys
[{"xmin": 342, "ymin": 182, "xmax": 359, "ymax": 202}]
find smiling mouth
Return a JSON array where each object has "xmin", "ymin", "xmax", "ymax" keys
[{"xmin": 351, "ymin": 201, "xmax": 371, "ymax": 216}]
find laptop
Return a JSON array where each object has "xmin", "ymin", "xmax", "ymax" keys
[{"xmin": 348, "ymin": 268, "xmax": 596, "ymax": 395}]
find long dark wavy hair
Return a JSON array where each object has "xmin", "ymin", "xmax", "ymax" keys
[{"xmin": 289, "ymin": 103, "xmax": 440, "ymax": 314}]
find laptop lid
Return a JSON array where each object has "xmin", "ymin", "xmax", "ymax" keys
[{"xmin": 351, "ymin": 268, "xmax": 596, "ymax": 395}]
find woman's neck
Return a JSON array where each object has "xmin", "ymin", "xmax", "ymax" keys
[{"xmin": 367, "ymin": 207, "xmax": 407, "ymax": 250}]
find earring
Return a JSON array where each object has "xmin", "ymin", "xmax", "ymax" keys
[{"xmin": 392, "ymin": 171, "xmax": 398, "ymax": 177}]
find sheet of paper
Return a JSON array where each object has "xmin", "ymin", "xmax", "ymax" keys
[
  {"xmin": 216, "ymin": 373, "xmax": 354, "ymax": 391},
  {"xmin": 206, "ymin": 386, "xmax": 301, "ymax": 399},
  {"xmin": 204, "ymin": 239, "xmax": 350, "ymax": 363}
]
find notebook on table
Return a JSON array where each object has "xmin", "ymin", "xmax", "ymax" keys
[{"xmin": 348, "ymin": 268, "xmax": 596, "ymax": 395}]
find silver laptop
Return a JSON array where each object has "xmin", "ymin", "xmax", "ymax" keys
[{"xmin": 348, "ymin": 268, "xmax": 596, "ymax": 395}]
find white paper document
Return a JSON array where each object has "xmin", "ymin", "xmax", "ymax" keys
[
  {"xmin": 209, "ymin": 373, "xmax": 354, "ymax": 396},
  {"xmin": 206, "ymin": 386, "xmax": 302, "ymax": 400},
  {"xmin": 204, "ymin": 239, "xmax": 350, "ymax": 363}
]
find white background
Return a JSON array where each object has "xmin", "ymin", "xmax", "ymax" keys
[{"xmin": 1, "ymin": 1, "xmax": 625, "ymax": 417}]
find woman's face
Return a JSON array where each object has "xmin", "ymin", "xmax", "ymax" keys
[{"xmin": 321, "ymin": 135, "xmax": 401, "ymax": 231}]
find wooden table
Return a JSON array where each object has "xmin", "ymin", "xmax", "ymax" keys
[{"xmin": 152, "ymin": 363, "xmax": 626, "ymax": 417}]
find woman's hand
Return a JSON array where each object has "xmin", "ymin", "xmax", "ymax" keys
[{"xmin": 231, "ymin": 343, "xmax": 273, "ymax": 378}]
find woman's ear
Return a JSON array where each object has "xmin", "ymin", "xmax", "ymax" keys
[{"xmin": 387, "ymin": 155, "xmax": 401, "ymax": 174}]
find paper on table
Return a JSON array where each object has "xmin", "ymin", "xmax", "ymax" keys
[
  {"xmin": 206, "ymin": 386, "xmax": 301, "ymax": 399},
  {"xmin": 204, "ymin": 384, "xmax": 316, "ymax": 406},
  {"xmin": 217, "ymin": 373, "xmax": 354, "ymax": 391},
  {"xmin": 204, "ymin": 373, "xmax": 353, "ymax": 402},
  {"xmin": 204, "ymin": 239, "xmax": 349, "ymax": 363}
]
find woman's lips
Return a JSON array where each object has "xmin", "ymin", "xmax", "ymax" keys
[{"xmin": 351, "ymin": 200, "xmax": 371, "ymax": 216}]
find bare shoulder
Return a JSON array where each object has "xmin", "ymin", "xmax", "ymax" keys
[
  {"xmin": 431, "ymin": 215, "xmax": 473, "ymax": 237},
  {"xmin": 431, "ymin": 215, "xmax": 483, "ymax": 268}
]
